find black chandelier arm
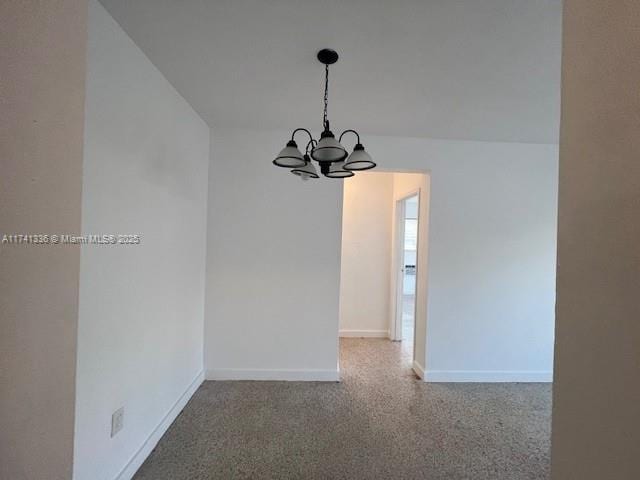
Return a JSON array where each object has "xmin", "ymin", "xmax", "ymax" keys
[
  {"xmin": 338, "ymin": 129, "xmax": 361, "ymax": 145},
  {"xmin": 305, "ymin": 139, "xmax": 317, "ymax": 154},
  {"xmin": 290, "ymin": 127, "xmax": 315, "ymax": 145}
]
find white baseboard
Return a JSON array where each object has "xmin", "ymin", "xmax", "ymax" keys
[
  {"xmin": 339, "ymin": 329, "xmax": 389, "ymax": 338},
  {"xmin": 424, "ymin": 370, "xmax": 553, "ymax": 383},
  {"xmin": 206, "ymin": 368, "xmax": 340, "ymax": 382},
  {"xmin": 412, "ymin": 360, "xmax": 425, "ymax": 379},
  {"xmin": 114, "ymin": 370, "xmax": 204, "ymax": 480}
]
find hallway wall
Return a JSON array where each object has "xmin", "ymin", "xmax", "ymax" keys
[
  {"xmin": 552, "ymin": 0, "xmax": 640, "ymax": 477},
  {"xmin": 339, "ymin": 172, "xmax": 395, "ymax": 338},
  {"xmin": 373, "ymin": 136, "xmax": 558, "ymax": 382},
  {"xmin": 205, "ymin": 128, "xmax": 343, "ymax": 381},
  {"xmin": 205, "ymin": 128, "xmax": 557, "ymax": 382},
  {"xmin": 0, "ymin": 1, "xmax": 87, "ymax": 478},
  {"xmin": 74, "ymin": 2, "xmax": 210, "ymax": 479}
]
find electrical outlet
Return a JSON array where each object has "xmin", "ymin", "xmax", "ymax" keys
[{"xmin": 111, "ymin": 407, "xmax": 124, "ymax": 437}]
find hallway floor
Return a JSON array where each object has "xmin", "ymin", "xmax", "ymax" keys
[
  {"xmin": 134, "ymin": 339, "xmax": 551, "ymax": 479},
  {"xmin": 402, "ymin": 293, "xmax": 415, "ymax": 342}
]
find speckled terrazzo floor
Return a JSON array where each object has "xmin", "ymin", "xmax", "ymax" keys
[{"xmin": 134, "ymin": 339, "xmax": 551, "ymax": 479}]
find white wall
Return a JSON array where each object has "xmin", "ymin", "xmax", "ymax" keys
[
  {"xmin": 552, "ymin": 1, "xmax": 640, "ymax": 478},
  {"xmin": 339, "ymin": 172, "xmax": 394, "ymax": 338},
  {"xmin": 0, "ymin": 1, "xmax": 87, "ymax": 478},
  {"xmin": 205, "ymin": 128, "xmax": 557, "ymax": 383},
  {"xmin": 368, "ymin": 136, "xmax": 558, "ymax": 382},
  {"xmin": 74, "ymin": 2, "xmax": 210, "ymax": 479},
  {"xmin": 205, "ymin": 128, "xmax": 343, "ymax": 381}
]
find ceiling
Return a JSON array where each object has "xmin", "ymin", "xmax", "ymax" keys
[{"xmin": 99, "ymin": 0, "xmax": 562, "ymax": 144}]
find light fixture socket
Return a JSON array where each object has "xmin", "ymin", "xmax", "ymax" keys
[{"xmin": 320, "ymin": 129, "xmax": 335, "ymax": 139}]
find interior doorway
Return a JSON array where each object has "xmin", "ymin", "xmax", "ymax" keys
[
  {"xmin": 395, "ymin": 194, "xmax": 419, "ymax": 353},
  {"xmin": 338, "ymin": 171, "xmax": 430, "ymax": 378}
]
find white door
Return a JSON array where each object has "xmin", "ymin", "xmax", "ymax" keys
[{"xmin": 393, "ymin": 193, "xmax": 419, "ymax": 352}]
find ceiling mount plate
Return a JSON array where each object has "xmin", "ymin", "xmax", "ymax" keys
[{"xmin": 317, "ymin": 49, "xmax": 339, "ymax": 65}]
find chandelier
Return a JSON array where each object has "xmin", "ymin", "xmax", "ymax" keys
[{"xmin": 273, "ymin": 49, "xmax": 376, "ymax": 180}]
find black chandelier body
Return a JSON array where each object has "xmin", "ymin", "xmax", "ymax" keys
[{"xmin": 273, "ymin": 49, "xmax": 376, "ymax": 180}]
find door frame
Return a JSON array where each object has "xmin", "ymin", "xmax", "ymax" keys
[{"xmin": 391, "ymin": 189, "xmax": 421, "ymax": 355}]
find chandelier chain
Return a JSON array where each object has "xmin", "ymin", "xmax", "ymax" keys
[{"xmin": 323, "ymin": 64, "xmax": 329, "ymax": 130}]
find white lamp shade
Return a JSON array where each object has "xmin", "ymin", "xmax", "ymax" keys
[
  {"xmin": 311, "ymin": 135, "xmax": 347, "ymax": 162},
  {"xmin": 291, "ymin": 160, "xmax": 319, "ymax": 179},
  {"xmin": 273, "ymin": 142, "xmax": 305, "ymax": 168},
  {"xmin": 325, "ymin": 161, "xmax": 354, "ymax": 178},
  {"xmin": 344, "ymin": 146, "xmax": 376, "ymax": 171}
]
